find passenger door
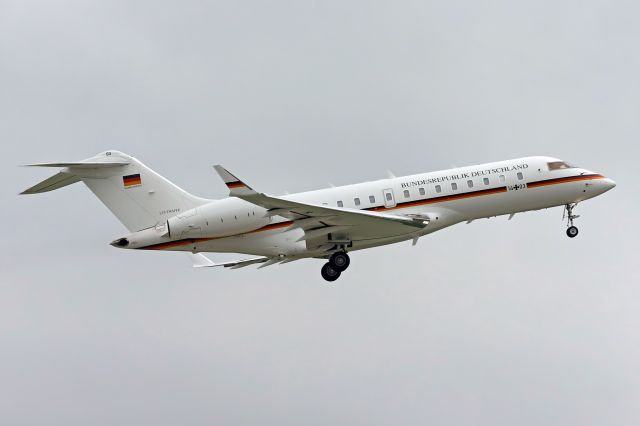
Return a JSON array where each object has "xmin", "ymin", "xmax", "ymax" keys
[{"xmin": 382, "ymin": 188, "xmax": 396, "ymax": 208}]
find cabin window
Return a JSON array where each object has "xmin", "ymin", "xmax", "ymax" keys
[
  {"xmin": 517, "ymin": 172, "xmax": 524, "ymax": 180},
  {"xmin": 499, "ymin": 175, "xmax": 506, "ymax": 182},
  {"xmin": 467, "ymin": 180, "xmax": 474, "ymax": 188},
  {"xmin": 337, "ymin": 201, "xmax": 343, "ymax": 207},
  {"xmin": 403, "ymin": 190, "xmax": 410, "ymax": 198},
  {"xmin": 369, "ymin": 195, "xmax": 376, "ymax": 203},
  {"xmin": 322, "ymin": 202, "xmax": 328, "ymax": 206},
  {"xmin": 547, "ymin": 161, "xmax": 576, "ymax": 171},
  {"xmin": 451, "ymin": 182, "xmax": 458, "ymax": 191},
  {"xmin": 435, "ymin": 185, "xmax": 442, "ymax": 193},
  {"xmin": 385, "ymin": 193, "xmax": 392, "ymax": 201},
  {"xmin": 483, "ymin": 177, "xmax": 490, "ymax": 185},
  {"xmin": 354, "ymin": 197, "xmax": 361, "ymax": 206},
  {"xmin": 419, "ymin": 187, "xmax": 425, "ymax": 196}
]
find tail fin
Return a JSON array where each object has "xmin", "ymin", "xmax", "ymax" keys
[{"xmin": 21, "ymin": 150, "xmax": 210, "ymax": 232}]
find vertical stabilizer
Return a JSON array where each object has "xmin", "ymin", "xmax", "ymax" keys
[{"xmin": 21, "ymin": 150, "xmax": 211, "ymax": 232}]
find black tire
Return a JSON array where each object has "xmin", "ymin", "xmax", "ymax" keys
[
  {"xmin": 566, "ymin": 226, "xmax": 579, "ymax": 238},
  {"xmin": 321, "ymin": 263, "xmax": 341, "ymax": 282},
  {"xmin": 329, "ymin": 252, "xmax": 350, "ymax": 271}
]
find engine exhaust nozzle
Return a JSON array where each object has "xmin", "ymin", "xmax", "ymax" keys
[{"xmin": 110, "ymin": 237, "xmax": 130, "ymax": 248}]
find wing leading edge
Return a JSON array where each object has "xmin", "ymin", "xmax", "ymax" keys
[{"xmin": 212, "ymin": 165, "xmax": 430, "ymax": 249}]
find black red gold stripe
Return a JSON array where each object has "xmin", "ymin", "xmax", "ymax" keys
[
  {"xmin": 226, "ymin": 181, "xmax": 245, "ymax": 189},
  {"xmin": 123, "ymin": 174, "xmax": 141, "ymax": 187},
  {"xmin": 143, "ymin": 220, "xmax": 294, "ymax": 250},
  {"xmin": 366, "ymin": 186, "xmax": 508, "ymax": 212},
  {"xmin": 139, "ymin": 173, "xmax": 605, "ymax": 250},
  {"xmin": 366, "ymin": 173, "xmax": 605, "ymax": 213},
  {"xmin": 526, "ymin": 173, "xmax": 604, "ymax": 188}
]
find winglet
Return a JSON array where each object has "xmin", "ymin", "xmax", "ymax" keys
[{"xmin": 213, "ymin": 165, "xmax": 258, "ymax": 196}]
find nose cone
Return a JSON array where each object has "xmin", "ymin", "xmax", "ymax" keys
[
  {"xmin": 603, "ymin": 177, "xmax": 616, "ymax": 191},
  {"xmin": 593, "ymin": 176, "xmax": 616, "ymax": 196}
]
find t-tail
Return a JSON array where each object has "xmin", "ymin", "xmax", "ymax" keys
[{"xmin": 20, "ymin": 150, "xmax": 210, "ymax": 232}]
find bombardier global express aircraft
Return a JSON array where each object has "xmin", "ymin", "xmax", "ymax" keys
[{"xmin": 21, "ymin": 150, "xmax": 615, "ymax": 281}]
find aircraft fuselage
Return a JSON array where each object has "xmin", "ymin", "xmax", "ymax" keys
[{"xmin": 120, "ymin": 155, "xmax": 615, "ymax": 258}]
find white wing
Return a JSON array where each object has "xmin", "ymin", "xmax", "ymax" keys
[{"xmin": 213, "ymin": 165, "xmax": 430, "ymax": 249}]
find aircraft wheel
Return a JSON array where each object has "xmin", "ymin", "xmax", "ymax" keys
[
  {"xmin": 566, "ymin": 226, "xmax": 579, "ymax": 238},
  {"xmin": 329, "ymin": 251, "xmax": 350, "ymax": 271},
  {"xmin": 321, "ymin": 263, "xmax": 341, "ymax": 282}
]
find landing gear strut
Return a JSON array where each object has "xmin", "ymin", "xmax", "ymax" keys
[
  {"xmin": 321, "ymin": 251, "xmax": 351, "ymax": 282},
  {"xmin": 563, "ymin": 203, "xmax": 580, "ymax": 238}
]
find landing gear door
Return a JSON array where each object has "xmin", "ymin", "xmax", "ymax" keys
[{"xmin": 382, "ymin": 188, "xmax": 396, "ymax": 208}]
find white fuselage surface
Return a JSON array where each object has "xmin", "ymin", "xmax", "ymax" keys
[
  {"xmin": 21, "ymin": 151, "xmax": 615, "ymax": 280},
  {"xmin": 127, "ymin": 157, "xmax": 613, "ymax": 255}
]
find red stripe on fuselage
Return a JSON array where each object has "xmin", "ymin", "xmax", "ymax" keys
[
  {"xmin": 143, "ymin": 220, "xmax": 294, "ymax": 250},
  {"xmin": 139, "ymin": 173, "xmax": 604, "ymax": 250}
]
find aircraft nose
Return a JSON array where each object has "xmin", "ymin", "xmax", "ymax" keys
[
  {"xmin": 601, "ymin": 177, "xmax": 616, "ymax": 192},
  {"xmin": 605, "ymin": 177, "xmax": 616, "ymax": 189}
]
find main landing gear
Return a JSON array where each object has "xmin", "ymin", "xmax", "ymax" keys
[
  {"xmin": 321, "ymin": 251, "xmax": 351, "ymax": 282},
  {"xmin": 563, "ymin": 203, "xmax": 580, "ymax": 238}
]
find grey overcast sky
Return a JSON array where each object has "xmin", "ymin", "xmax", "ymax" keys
[{"xmin": 1, "ymin": 0, "xmax": 639, "ymax": 425}]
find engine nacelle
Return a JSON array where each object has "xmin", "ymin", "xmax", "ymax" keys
[
  {"xmin": 167, "ymin": 208, "xmax": 204, "ymax": 239},
  {"xmin": 111, "ymin": 200, "xmax": 272, "ymax": 250},
  {"xmin": 168, "ymin": 201, "xmax": 270, "ymax": 239},
  {"xmin": 110, "ymin": 222, "xmax": 170, "ymax": 249}
]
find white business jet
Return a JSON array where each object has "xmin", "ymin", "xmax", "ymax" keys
[{"xmin": 21, "ymin": 150, "xmax": 615, "ymax": 281}]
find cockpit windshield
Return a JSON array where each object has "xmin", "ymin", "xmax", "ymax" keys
[{"xmin": 547, "ymin": 161, "xmax": 577, "ymax": 171}]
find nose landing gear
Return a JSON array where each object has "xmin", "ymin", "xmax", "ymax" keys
[
  {"xmin": 566, "ymin": 226, "xmax": 579, "ymax": 238},
  {"xmin": 564, "ymin": 203, "xmax": 580, "ymax": 238},
  {"xmin": 321, "ymin": 251, "xmax": 351, "ymax": 282}
]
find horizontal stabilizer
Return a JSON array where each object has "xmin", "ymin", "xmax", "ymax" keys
[
  {"xmin": 24, "ymin": 161, "xmax": 129, "ymax": 168},
  {"xmin": 20, "ymin": 171, "xmax": 81, "ymax": 194},
  {"xmin": 21, "ymin": 156, "xmax": 129, "ymax": 195}
]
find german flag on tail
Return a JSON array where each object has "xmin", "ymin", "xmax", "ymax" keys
[{"xmin": 123, "ymin": 173, "xmax": 142, "ymax": 188}]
